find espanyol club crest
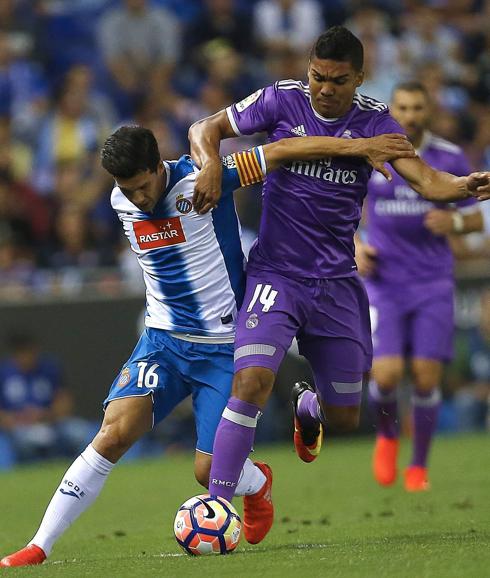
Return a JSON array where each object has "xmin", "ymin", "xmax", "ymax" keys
[
  {"xmin": 176, "ymin": 195, "xmax": 192, "ymax": 214},
  {"xmin": 117, "ymin": 367, "xmax": 131, "ymax": 387}
]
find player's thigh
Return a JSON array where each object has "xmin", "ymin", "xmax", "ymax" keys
[
  {"xmin": 410, "ymin": 283, "xmax": 454, "ymax": 363},
  {"xmin": 104, "ymin": 328, "xmax": 191, "ymax": 430},
  {"xmin": 410, "ymin": 358, "xmax": 444, "ymax": 391},
  {"xmin": 234, "ymin": 272, "xmax": 302, "ymax": 376},
  {"xmin": 372, "ymin": 356, "xmax": 405, "ymax": 390},
  {"xmin": 367, "ymin": 284, "xmax": 407, "ymax": 359},
  {"xmin": 190, "ymin": 343, "xmax": 235, "ymax": 456}
]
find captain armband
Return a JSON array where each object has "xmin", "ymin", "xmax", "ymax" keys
[{"xmin": 230, "ymin": 147, "xmax": 267, "ymax": 187}]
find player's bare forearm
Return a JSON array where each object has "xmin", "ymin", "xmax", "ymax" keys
[
  {"xmin": 189, "ymin": 110, "xmax": 236, "ymax": 213},
  {"xmin": 392, "ymin": 157, "xmax": 470, "ymax": 201},
  {"xmin": 262, "ymin": 137, "xmax": 361, "ymax": 171},
  {"xmin": 188, "ymin": 110, "xmax": 235, "ymax": 168},
  {"xmin": 263, "ymin": 134, "xmax": 415, "ymax": 178}
]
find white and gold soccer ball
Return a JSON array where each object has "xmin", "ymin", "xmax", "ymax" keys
[{"xmin": 174, "ymin": 494, "xmax": 242, "ymax": 555}]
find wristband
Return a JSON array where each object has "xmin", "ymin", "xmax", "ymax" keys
[{"xmin": 452, "ymin": 211, "xmax": 464, "ymax": 233}]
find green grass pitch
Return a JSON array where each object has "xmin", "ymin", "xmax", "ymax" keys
[{"xmin": 0, "ymin": 434, "xmax": 488, "ymax": 578}]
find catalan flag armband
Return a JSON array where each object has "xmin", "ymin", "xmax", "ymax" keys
[{"xmin": 224, "ymin": 146, "xmax": 266, "ymax": 188}]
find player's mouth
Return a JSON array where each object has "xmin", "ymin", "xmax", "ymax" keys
[
  {"xmin": 318, "ymin": 97, "xmax": 337, "ymax": 109},
  {"xmin": 136, "ymin": 200, "xmax": 154, "ymax": 212}
]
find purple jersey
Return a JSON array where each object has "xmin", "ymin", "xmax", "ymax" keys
[
  {"xmin": 365, "ymin": 131, "xmax": 476, "ymax": 284},
  {"xmin": 226, "ymin": 80, "xmax": 403, "ymax": 278}
]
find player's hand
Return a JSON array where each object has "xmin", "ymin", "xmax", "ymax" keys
[
  {"xmin": 466, "ymin": 172, "xmax": 490, "ymax": 201},
  {"xmin": 355, "ymin": 242, "xmax": 378, "ymax": 277},
  {"xmin": 424, "ymin": 209, "xmax": 455, "ymax": 236},
  {"xmin": 192, "ymin": 161, "xmax": 223, "ymax": 214},
  {"xmin": 363, "ymin": 134, "xmax": 417, "ymax": 181}
]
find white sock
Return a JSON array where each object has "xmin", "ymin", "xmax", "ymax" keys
[
  {"xmin": 234, "ymin": 458, "xmax": 266, "ymax": 496},
  {"xmin": 29, "ymin": 444, "xmax": 114, "ymax": 556}
]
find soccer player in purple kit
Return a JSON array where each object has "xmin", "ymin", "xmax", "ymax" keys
[
  {"xmin": 355, "ymin": 82, "xmax": 483, "ymax": 492},
  {"xmin": 189, "ymin": 25, "xmax": 490, "ymax": 542}
]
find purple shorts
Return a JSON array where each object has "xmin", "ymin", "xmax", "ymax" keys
[
  {"xmin": 234, "ymin": 270, "xmax": 372, "ymax": 406},
  {"xmin": 365, "ymin": 277, "xmax": 454, "ymax": 362}
]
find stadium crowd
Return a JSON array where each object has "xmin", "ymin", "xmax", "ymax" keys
[{"xmin": 0, "ymin": 0, "xmax": 488, "ymax": 449}]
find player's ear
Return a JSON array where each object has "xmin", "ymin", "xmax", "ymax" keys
[{"xmin": 355, "ymin": 70, "xmax": 364, "ymax": 87}]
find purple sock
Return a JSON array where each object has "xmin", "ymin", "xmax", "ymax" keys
[
  {"xmin": 209, "ymin": 396, "xmax": 262, "ymax": 502},
  {"xmin": 296, "ymin": 389, "xmax": 321, "ymax": 428},
  {"xmin": 411, "ymin": 388, "xmax": 441, "ymax": 467},
  {"xmin": 368, "ymin": 381, "xmax": 398, "ymax": 439}
]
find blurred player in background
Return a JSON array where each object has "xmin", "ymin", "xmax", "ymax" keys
[
  {"xmin": 0, "ymin": 125, "xmax": 412, "ymax": 566},
  {"xmin": 355, "ymin": 82, "xmax": 483, "ymax": 491},
  {"xmin": 188, "ymin": 26, "xmax": 490, "ymax": 533}
]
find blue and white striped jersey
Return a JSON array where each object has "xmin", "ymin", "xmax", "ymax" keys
[{"xmin": 111, "ymin": 148, "xmax": 266, "ymax": 338}]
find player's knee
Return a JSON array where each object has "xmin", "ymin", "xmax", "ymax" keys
[
  {"xmin": 233, "ymin": 368, "xmax": 274, "ymax": 406},
  {"xmin": 94, "ymin": 422, "xmax": 135, "ymax": 462},
  {"xmin": 373, "ymin": 371, "xmax": 402, "ymax": 391},
  {"xmin": 413, "ymin": 374, "xmax": 438, "ymax": 392}
]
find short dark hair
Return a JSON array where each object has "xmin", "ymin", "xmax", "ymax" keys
[
  {"xmin": 100, "ymin": 126, "xmax": 161, "ymax": 179},
  {"xmin": 392, "ymin": 81, "xmax": 430, "ymax": 100},
  {"xmin": 311, "ymin": 26, "xmax": 364, "ymax": 71}
]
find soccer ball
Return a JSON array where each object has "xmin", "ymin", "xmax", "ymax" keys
[{"xmin": 174, "ymin": 494, "xmax": 242, "ymax": 555}]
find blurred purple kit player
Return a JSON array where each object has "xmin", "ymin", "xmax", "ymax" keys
[
  {"xmin": 366, "ymin": 137, "xmax": 475, "ymax": 360},
  {"xmin": 357, "ymin": 82, "xmax": 483, "ymax": 491}
]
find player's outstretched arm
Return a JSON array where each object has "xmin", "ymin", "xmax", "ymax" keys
[
  {"xmin": 189, "ymin": 111, "xmax": 236, "ymax": 215},
  {"xmin": 262, "ymin": 133, "xmax": 416, "ymax": 176},
  {"xmin": 392, "ymin": 156, "xmax": 490, "ymax": 202}
]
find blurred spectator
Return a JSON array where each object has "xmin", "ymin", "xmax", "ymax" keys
[
  {"xmin": 346, "ymin": 6, "xmax": 403, "ymax": 102},
  {"xmin": 199, "ymin": 39, "xmax": 260, "ymax": 101},
  {"xmin": 63, "ymin": 63, "xmax": 116, "ymax": 131},
  {"xmin": 253, "ymin": 0, "xmax": 324, "ymax": 55},
  {"xmin": 97, "ymin": 0, "xmax": 181, "ymax": 117},
  {"xmin": 400, "ymin": 5, "xmax": 464, "ymax": 81},
  {"xmin": 0, "ymin": 0, "xmax": 35, "ymax": 59},
  {"xmin": 46, "ymin": 204, "xmax": 115, "ymax": 292},
  {"xmin": 32, "ymin": 72, "xmax": 108, "ymax": 194},
  {"xmin": 0, "ymin": 332, "xmax": 93, "ymax": 465},
  {"xmin": 0, "ymin": 30, "xmax": 48, "ymax": 141},
  {"xmin": 0, "ymin": 226, "xmax": 43, "ymax": 300},
  {"xmin": 186, "ymin": 0, "xmax": 253, "ymax": 61},
  {"xmin": 454, "ymin": 289, "xmax": 490, "ymax": 431},
  {"xmin": 0, "ymin": 115, "xmax": 33, "ymax": 181},
  {"xmin": 0, "ymin": 168, "xmax": 50, "ymax": 247}
]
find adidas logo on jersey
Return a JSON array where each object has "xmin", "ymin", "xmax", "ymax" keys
[{"xmin": 290, "ymin": 124, "xmax": 307, "ymax": 137}]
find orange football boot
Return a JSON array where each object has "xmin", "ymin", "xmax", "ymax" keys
[
  {"xmin": 373, "ymin": 436, "xmax": 399, "ymax": 486},
  {"xmin": 0, "ymin": 544, "xmax": 46, "ymax": 567},
  {"xmin": 404, "ymin": 466, "xmax": 430, "ymax": 492},
  {"xmin": 291, "ymin": 382, "xmax": 323, "ymax": 463},
  {"xmin": 243, "ymin": 462, "xmax": 273, "ymax": 544}
]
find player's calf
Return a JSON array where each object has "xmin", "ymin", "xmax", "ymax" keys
[{"xmin": 323, "ymin": 405, "xmax": 360, "ymax": 433}]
